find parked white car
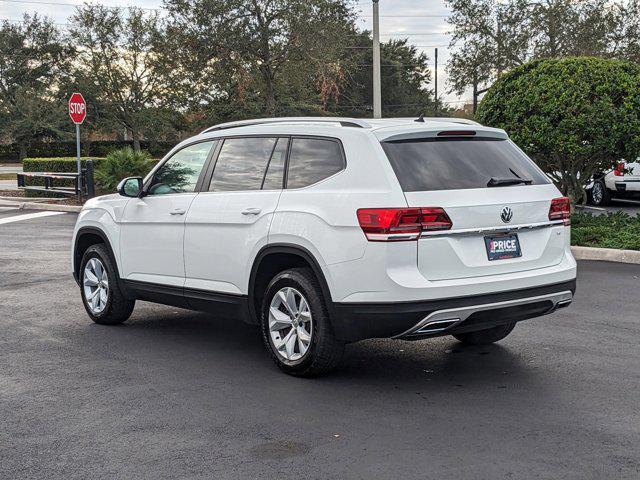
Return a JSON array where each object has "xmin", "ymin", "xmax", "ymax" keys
[
  {"xmin": 71, "ymin": 117, "xmax": 576, "ymax": 376},
  {"xmin": 588, "ymin": 161, "xmax": 640, "ymax": 206}
]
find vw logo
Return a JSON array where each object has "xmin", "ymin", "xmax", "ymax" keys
[{"xmin": 500, "ymin": 206, "xmax": 513, "ymax": 223}]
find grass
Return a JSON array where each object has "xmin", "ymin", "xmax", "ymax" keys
[
  {"xmin": 572, "ymin": 211, "xmax": 640, "ymax": 250},
  {"xmin": 0, "ymin": 173, "xmax": 16, "ymax": 180}
]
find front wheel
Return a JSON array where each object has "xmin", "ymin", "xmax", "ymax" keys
[
  {"xmin": 260, "ymin": 268, "xmax": 344, "ymax": 377},
  {"xmin": 453, "ymin": 322, "xmax": 516, "ymax": 345},
  {"xmin": 80, "ymin": 244, "xmax": 135, "ymax": 325}
]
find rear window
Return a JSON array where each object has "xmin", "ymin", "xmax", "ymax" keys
[{"xmin": 381, "ymin": 137, "xmax": 549, "ymax": 192}]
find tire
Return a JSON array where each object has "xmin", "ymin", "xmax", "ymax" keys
[
  {"xmin": 589, "ymin": 179, "xmax": 611, "ymax": 206},
  {"xmin": 453, "ymin": 322, "xmax": 516, "ymax": 346},
  {"xmin": 79, "ymin": 244, "xmax": 135, "ymax": 325},
  {"xmin": 260, "ymin": 267, "xmax": 344, "ymax": 377}
]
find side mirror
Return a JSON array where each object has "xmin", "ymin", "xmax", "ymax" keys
[{"xmin": 117, "ymin": 177, "xmax": 143, "ymax": 197}]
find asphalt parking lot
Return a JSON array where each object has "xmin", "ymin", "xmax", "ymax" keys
[
  {"xmin": 1, "ymin": 208, "xmax": 639, "ymax": 479},
  {"xmin": 579, "ymin": 198, "xmax": 640, "ymax": 217}
]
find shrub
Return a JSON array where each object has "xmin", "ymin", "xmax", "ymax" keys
[
  {"xmin": 476, "ymin": 57, "xmax": 640, "ymax": 204},
  {"xmin": 0, "ymin": 140, "xmax": 175, "ymax": 163},
  {"xmin": 572, "ymin": 212, "xmax": 640, "ymax": 250},
  {"xmin": 94, "ymin": 147, "xmax": 156, "ymax": 192}
]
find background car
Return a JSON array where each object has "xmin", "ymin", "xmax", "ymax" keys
[{"xmin": 588, "ymin": 161, "xmax": 640, "ymax": 206}]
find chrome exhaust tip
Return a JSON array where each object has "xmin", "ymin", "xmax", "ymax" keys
[{"xmin": 414, "ymin": 318, "xmax": 460, "ymax": 335}]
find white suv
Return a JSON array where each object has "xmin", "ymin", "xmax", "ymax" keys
[{"xmin": 72, "ymin": 117, "xmax": 577, "ymax": 376}]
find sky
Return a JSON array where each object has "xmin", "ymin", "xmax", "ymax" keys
[{"xmin": 0, "ymin": 0, "xmax": 468, "ymax": 106}]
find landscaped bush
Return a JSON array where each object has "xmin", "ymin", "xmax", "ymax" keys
[
  {"xmin": 476, "ymin": 57, "xmax": 640, "ymax": 204},
  {"xmin": 95, "ymin": 148, "xmax": 156, "ymax": 192},
  {"xmin": 0, "ymin": 140, "xmax": 175, "ymax": 163},
  {"xmin": 572, "ymin": 212, "xmax": 640, "ymax": 250},
  {"xmin": 23, "ymin": 157, "xmax": 106, "ymax": 173}
]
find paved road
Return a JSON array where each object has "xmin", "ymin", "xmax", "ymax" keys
[
  {"xmin": 579, "ymin": 198, "xmax": 640, "ymax": 217},
  {"xmin": 0, "ymin": 163, "xmax": 22, "ymax": 174},
  {"xmin": 1, "ymin": 210, "xmax": 639, "ymax": 479}
]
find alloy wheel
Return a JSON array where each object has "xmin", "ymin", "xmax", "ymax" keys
[
  {"xmin": 268, "ymin": 287, "xmax": 313, "ymax": 362},
  {"xmin": 83, "ymin": 258, "xmax": 109, "ymax": 314},
  {"xmin": 592, "ymin": 182, "xmax": 604, "ymax": 204}
]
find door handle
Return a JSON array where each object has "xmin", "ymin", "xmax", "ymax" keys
[
  {"xmin": 169, "ymin": 208, "xmax": 187, "ymax": 215},
  {"xmin": 241, "ymin": 207, "xmax": 262, "ymax": 215}
]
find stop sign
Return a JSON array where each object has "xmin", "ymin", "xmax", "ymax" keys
[{"xmin": 68, "ymin": 93, "xmax": 86, "ymax": 124}]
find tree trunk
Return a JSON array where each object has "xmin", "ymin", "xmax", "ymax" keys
[
  {"xmin": 131, "ymin": 129, "xmax": 141, "ymax": 153},
  {"xmin": 18, "ymin": 142, "xmax": 27, "ymax": 162},
  {"xmin": 261, "ymin": 65, "xmax": 277, "ymax": 116}
]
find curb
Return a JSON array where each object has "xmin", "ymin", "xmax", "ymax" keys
[
  {"xmin": 19, "ymin": 202, "xmax": 82, "ymax": 213},
  {"xmin": 0, "ymin": 196, "xmax": 65, "ymax": 202},
  {"xmin": 571, "ymin": 246, "xmax": 640, "ymax": 265}
]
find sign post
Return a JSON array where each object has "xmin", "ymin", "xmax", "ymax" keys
[{"xmin": 68, "ymin": 93, "xmax": 87, "ymax": 193}]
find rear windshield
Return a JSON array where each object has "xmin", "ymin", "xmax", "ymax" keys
[{"xmin": 381, "ymin": 137, "xmax": 549, "ymax": 191}]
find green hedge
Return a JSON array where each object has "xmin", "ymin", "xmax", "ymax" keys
[
  {"xmin": 23, "ymin": 157, "xmax": 106, "ymax": 172},
  {"xmin": 0, "ymin": 140, "xmax": 174, "ymax": 162},
  {"xmin": 22, "ymin": 157, "xmax": 106, "ymax": 197},
  {"xmin": 572, "ymin": 212, "xmax": 640, "ymax": 250}
]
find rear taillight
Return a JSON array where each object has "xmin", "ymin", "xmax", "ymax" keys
[
  {"xmin": 357, "ymin": 207, "xmax": 452, "ymax": 241},
  {"xmin": 549, "ymin": 197, "xmax": 571, "ymax": 226},
  {"xmin": 614, "ymin": 162, "xmax": 625, "ymax": 177}
]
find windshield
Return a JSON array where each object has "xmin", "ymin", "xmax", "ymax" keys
[{"xmin": 381, "ymin": 137, "xmax": 549, "ymax": 192}]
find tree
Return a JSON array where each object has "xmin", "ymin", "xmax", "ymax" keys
[
  {"xmin": 70, "ymin": 6, "xmax": 172, "ymax": 152},
  {"xmin": 162, "ymin": 0, "xmax": 356, "ymax": 118},
  {"xmin": 334, "ymin": 35, "xmax": 436, "ymax": 117},
  {"xmin": 476, "ymin": 57, "xmax": 640, "ymax": 204},
  {"xmin": 0, "ymin": 15, "xmax": 72, "ymax": 160},
  {"xmin": 446, "ymin": 0, "xmax": 636, "ymax": 106}
]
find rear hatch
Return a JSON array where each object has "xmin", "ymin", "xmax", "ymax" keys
[{"xmin": 381, "ymin": 131, "xmax": 568, "ymax": 281}]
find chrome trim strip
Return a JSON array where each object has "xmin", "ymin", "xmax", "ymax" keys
[
  {"xmin": 419, "ymin": 220, "xmax": 564, "ymax": 238},
  {"xmin": 393, "ymin": 290, "xmax": 573, "ymax": 339}
]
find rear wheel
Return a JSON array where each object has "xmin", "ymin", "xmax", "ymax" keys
[
  {"xmin": 260, "ymin": 268, "xmax": 344, "ymax": 377},
  {"xmin": 589, "ymin": 180, "xmax": 611, "ymax": 206},
  {"xmin": 80, "ymin": 244, "xmax": 135, "ymax": 325},
  {"xmin": 453, "ymin": 322, "xmax": 516, "ymax": 345}
]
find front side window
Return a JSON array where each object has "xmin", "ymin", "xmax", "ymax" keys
[
  {"xmin": 147, "ymin": 141, "xmax": 215, "ymax": 195},
  {"xmin": 209, "ymin": 137, "xmax": 277, "ymax": 191},
  {"xmin": 286, "ymin": 138, "xmax": 344, "ymax": 189}
]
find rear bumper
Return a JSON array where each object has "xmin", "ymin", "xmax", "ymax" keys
[
  {"xmin": 614, "ymin": 180, "xmax": 640, "ymax": 193},
  {"xmin": 331, "ymin": 279, "xmax": 576, "ymax": 342}
]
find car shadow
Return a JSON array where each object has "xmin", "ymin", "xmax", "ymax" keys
[{"xmin": 94, "ymin": 302, "xmax": 542, "ymax": 393}]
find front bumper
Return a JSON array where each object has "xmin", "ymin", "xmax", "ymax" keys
[{"xmin": 331, "ymin": 279, "xmax": 576, "ymax": 342}]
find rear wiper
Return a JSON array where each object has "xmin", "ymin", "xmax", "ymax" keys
[{"xmin": 487, "ymin": 177, "xmax": 533, "ymax": 187}]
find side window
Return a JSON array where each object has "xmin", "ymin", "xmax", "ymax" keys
[
  {"xmin": 209, "ymin": 137, "xmax": 277, "ymax": 191},
  {"xmin": 261, "ymin": 138, "xmax": 288, "ymax": 190},
  {"xmin": 286, "ymin": 138, "xmax": 344, "ymax": 189},
  {"xmin": 147, "ymin": 141, "xmax": 214, "ymax": 195}
]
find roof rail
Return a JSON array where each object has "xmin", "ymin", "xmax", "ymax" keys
[{"xmin": 201, "ymin": 117, "xmax": 372, "ymax": 134}]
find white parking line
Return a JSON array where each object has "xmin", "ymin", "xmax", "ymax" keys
[{"xmin": 0, "ymin": 211, "xmax": 66, "ymax": 225}]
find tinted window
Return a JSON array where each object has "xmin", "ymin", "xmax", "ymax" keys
[
  {"xmin": 209, "ymin": 137, "xmax": 276, "ymax": 191},
  {"xmin": 147, "ymin": 141, "xmax": 214, "ymax": 195},
  {"xmin": 381, "ymin": 138, "xmax": 549, "ymax": 192},
  {"xmin": 287, "ymin": 138, "xmax": 344, "ymax": 189},
  {"xmin": 262, "ymin": 138, "xmax": 288, "ymax": 190}
]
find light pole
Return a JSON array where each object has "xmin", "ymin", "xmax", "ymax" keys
[
  {"xmin": 372, "ymin": 0, "xmax": 381, "ymax": 118},
  {"xmin": 434, "ymin": 47, "xmax": 438, "ymax": 116}
]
